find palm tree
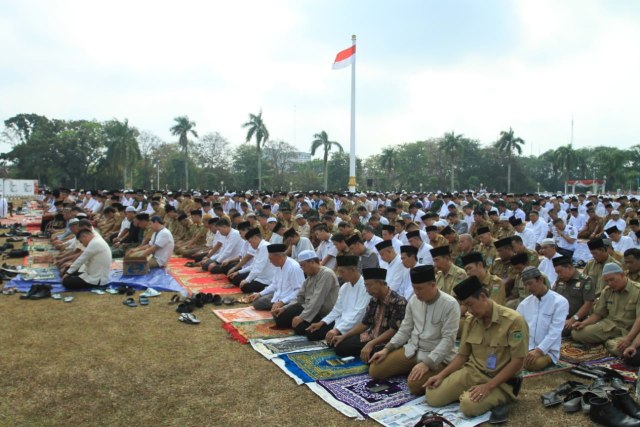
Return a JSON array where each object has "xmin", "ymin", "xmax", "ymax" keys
[
  {"xmin": 104, "ymin": 119, "xmax": 140, "ymax": 188},
  {"xmin": 379, "ymin": 147, "xmax": 398, "ymax": 191},
  {"xmin": 438, "ymin": 131, "xmax": 464, "ymax": 192},
  {"xmin": 310, "ymin": 131, "xmax": 344, "ymax": 191},
  {"xmin": 242, "ymin": 110, "xmax": 269, "ymax": 190},
  {"xmin": 495, "ymin": 127, "xmax": 525, "ymax": 192},
  {"xmin": 170, "ymin": 116, "xmax": 198, "ymax": 189},
  {"xmin": 553, "ymin": 144, "xmax": 577, "ymax": 192}
]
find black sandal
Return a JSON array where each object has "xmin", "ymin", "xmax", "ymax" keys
[{"xmin": 413, "ymin": 412, "xmax": 455, "ymax": 427}]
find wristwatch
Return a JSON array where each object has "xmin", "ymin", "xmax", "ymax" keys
[{"xmin": 573, "ymin": 315, "xmax": 580, "ymax": 321}]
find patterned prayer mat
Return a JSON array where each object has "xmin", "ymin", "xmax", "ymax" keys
[
  {"xmin": 166, "ymin": 257, "xmax": 236, "ymax": 295},
  {"xmin": 560, "ymin": 340, "xmax": 610, "ymax": 364},
  {"xmin": 369, "ymin": 397, "xmax": 491, "ymax": 427},
  {"xmin": 222, "ymin": 319, "xmax": 294, "ymax": 344},
  {"xmin": 581, "ymin": 357, "xmax": 639, "ymax": 382},
  {"xmin": 212, "ymin": 306, "xmax": 274, "ymax": 323},
  {"xmin": 518, "ymin": 361, "xmax": 573, "ymax": 378},
  {"xmin": 250, "ymin": 336, "xmax": 329, "ymax": 360},
  {"xmin": 272, "ymin": 348, "xmax": 368, "ymax": 385},
  {"xmin": 307, "ymin": 374, "xmax": 415, "ymax": 419}
]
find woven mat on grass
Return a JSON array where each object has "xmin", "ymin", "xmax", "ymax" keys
[
  {"xmin": 222, "ymin": 319, "xmax": 294, "ymax": 345},
  {"xmin": 272, "ymin": 348, "xmax": 368, "ymax": 385},
  {"xmin": 307, "ymin": 374, "xmax": 415, "ymax": 420}
]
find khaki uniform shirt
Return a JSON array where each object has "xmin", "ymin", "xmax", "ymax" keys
[
  {"xmin": 593, "ymin": 280, "xmax": 640, "ymax": 333},
  {"xmin": 459, "ymin": 302, "xmax": 528, "ymax": 380},
  {"xmin": 495, "ymin": 226, "xmax": 515, "ymax": 240},
  {"xmin": 436, "ymin": 264, "xmax": 468, "ymax": 296},
  {"xmin": 584, "ymin": 256, "xmax": 623, "ymax": 296},
  {"xmin": 481, "ymin": 273, "xmax": 506, "ymax": 306},
  {"xmin": 524, "ymin": 249, "xmax": 540, "ymax": 267},
  {"xmin": 490, "ymin": 259, "xmax": 516, "ymax": 281},
  {"xmin": 478, "ymin": 242, "xmax": 498, "ymax": 267},
  {"xmin": 553, "ymin": 272, "xmax": 595, "ymax": 319},
  {"xmin": 430, "ymin": 234, "xmax": 449, "ymax": 248},
  {"xmin": 628, "ymin": 271, "xmax": 640, "ymax": 283}
]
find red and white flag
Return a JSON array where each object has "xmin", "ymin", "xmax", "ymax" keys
[{"xmin": 332, "ymin": 45, "xmax": 356, "ymax": 70}]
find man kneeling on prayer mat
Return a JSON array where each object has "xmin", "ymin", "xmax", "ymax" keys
[
  {"xmin": 306, "ymin": 255, "xmax": 371, "ymax": 341},
  {"xmin": 272, "ymin": 250, "xmax": 339, "ymax": 332},
  {"xmin": 248, "ymin": 243, "xmax": 305, "ymax": 311},
  {"xmin": 516, "ymin": 266, "xmax": 568, "ymax": 371},
  {"xmin": 331, "ymin": 268, "xmax": 407, "ymax": 363},
  {"xmin": 424, "ymin": 275, "xmax": 527, "ymax": 419},
  {"xmin": 62, "ymin": 229, "xmax": 112, "ymax": 289},
  {"xmin": 368, "ymin": 265, "xmax": 460, "ymax": 396},
  {"xmin": 235, "ymin": 228, "xmax": 275, "ymax": 294},
  {"xmin": 126, "ymin": 216, "xmax": 174, "ymax": 268},
  {"xmin": 571, "ymin": 263, "xmax": 640, "ymax": 356}
]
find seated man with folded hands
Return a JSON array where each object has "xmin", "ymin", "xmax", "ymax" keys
[{"xmin": 369, "ymin": 265, "xmax": 460, "ymax": 396}]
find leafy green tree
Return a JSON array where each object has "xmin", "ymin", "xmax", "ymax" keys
[
  {"xmin": 170, "ymin": 116, "xmax": 198, "ymax": 189},
  {"xmin": 379, "ymin": 147, "xmax": 399, "ymax": 191},
  {"xmin": 495, "ymin": 127, "xmax": 525, "ymax": 192},
  {"xmin": 438, "ymin": 131, "xmax": 464, "ymax": 192},
  {"xmin": 242, "ymin": 110, "xmax": 269, "ymax": 190},
  {"xmin": 103, "ymin": 119, "xmax": 140, "ymax": 188},
  {"xmin": 310, "ymin": 131, "xmax": 344, "ymax": 191},
  {"xmin": 553, "ymin": 145, "xmax": 577, "ymax": 190}
]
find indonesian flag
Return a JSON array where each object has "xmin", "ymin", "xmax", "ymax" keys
[{"xmin": 332, "ymin": 45, "xmax": 356, "ymax": 70}]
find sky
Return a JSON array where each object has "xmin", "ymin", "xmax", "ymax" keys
[{"xmin": 1, "ymin": 0, "xmax": 640, "ymax": 159}]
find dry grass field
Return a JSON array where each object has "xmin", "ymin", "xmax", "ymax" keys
[{"xmin": 0, "ymin": 250, "xmax": 599, "ymax": 427}]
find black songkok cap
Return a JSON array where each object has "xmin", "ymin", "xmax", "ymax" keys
[
  {"xmin": 336, "ymin": 255, "xmax": 359, "ymax": 267},
  {"xmin": 362, "ymin": 268, "xmax": 387, "ymax": 281},
  {"xmin": 461, "ymin": 251, "xmax": 484, "ymax": 266},
  {"xmin": 410, "ymin": 265, "xmax": 436, "ymax": 284},
  {"xmin": 267, "ymin": 243, "xmax": 287, "ymax": 253},
  {"xmin": 400, "ymin": 245, "xmax": 418, "ymax": 256},
  {"xmin": 453, "ymin": 276, "xmax": 483, "ymax": 300}
]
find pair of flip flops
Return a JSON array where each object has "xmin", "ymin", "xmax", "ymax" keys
[
  {"xmin": 123, "ymin": 296, "xmax": 149, "ymax": 307},
  {"xmin": 178, "ymin": 313, "xmax": 200, "ymax": 325},
  {"xmin": 52, "ymin": 294, "xmax": 74, "ymax": 303},
  {"xmin": 2, "ymin": 287, "xmax": 17, "ymax": 295},
  {"xmin": 117, "ymin": 286, "xmax": 136, "ymax": 296}
]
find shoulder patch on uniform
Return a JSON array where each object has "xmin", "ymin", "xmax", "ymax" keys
[
  {"xmin": 512, "ymin": 331, "xmax": 523, "ymax": 342},
  {"xmin": 584, "ymin": 283, "xmax": 591, "ymax": 291}
]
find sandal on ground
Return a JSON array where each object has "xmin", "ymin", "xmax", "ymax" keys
[
  {"xmin": 413, "ymin": 411, "xmax": 456, "ymax": 427},
  {"xmin": 168, "ymin": 294, "xmax": 182, "ymax": 305},
  {"xmin": 63, "ymin": 296, "xmax": 74, "ymax": 303},
  {"xmin": 51, "ymin": 293, "xmax": 62, "ymax": 300},
  {"xmin": 237, "ymin": 296, "xmax": 252, "ymax": 304},
  {"xmin": 105, "ymin": 287, "xmax": 119, "ymax": 295},
  {"xmin": 541, "ymin": 381, "xmax": 584, "ymax": 407},
  {"xmin": 122, "ymin": 297, "xmax": 138, "ymax": 308},
  {"xmin": 140, "ymin": 288, "xmax": 161, "ymax": 298},
  {"xmin": 222, "ymin": 297, "xmax": 236, "ymax": 305},
  {"xmin": 184, "ymin": 262, "xmax": 196, "ymax": 267},
  {"xmin": 178, "ymin": 313, "xmax": 201, "ymax": 325},
  {"xmin": 176, "ymin": 299, "xmax": 195, "ymax": 313},
  {"xmin": 139, "ymin": 296, "xmax": 149, "ymax": 306}
]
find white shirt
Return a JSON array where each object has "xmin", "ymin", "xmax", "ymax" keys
[
  {"xmin": 67, "ymin": 236, "xmax": 112, "ymax": 286},
  {"xmin": 211, "ymin": 229, "xmax": 243, "ymax": 263},
  {"xmin": 417, "ymin": 243, "xmax": 434, "ymax": 266},
  {"xmin": 612, "ymin": 236, "xmax": 635, "ymax": 255},
  {"xmin": 539, "ymin": 253, "xmax": 562, "ymax": 286},
  {"xmin": 554, "ymin": 225, "xmax": 577, "ymax": 251},
  {"xmin": 316, "ymin": 239, "xmax": 337, "ymax": 270},
  {"xmin": 515, "ymin": 227, "xmax": 537, "ymax": 250},
  {"xmin": 151, "ymin": 227, "xmax": 175, "ymax": 267},
  {"xmin": 398, "ymin": 263, "xmax": 422, "ymax": 300},
  {"xmin": 119, "ymin": 217, "xmax": 132, "ymax": 234},
  {"xmin": 292, "ymin": 237, "xmax": 314, "ymax": 260},
  {"xmin": 241, "ymin": 240, "xmax": 275, "ymax": 284},
  {"xmin": 604, "ymin": 218, "xmax": 626, "ymax": 233},
  {"xmin": 321, "ymin": 275, "xmax": 371, "ymax": 333},
  {"xmin": 568, "ymin": 214, "xmax": 587, "ymax": 232},
  {"xmin": 526, "ymin": 219, "xmax": 549, "ymax": 244},
  {"xmin": 385, "ymin": 255, "xmax": 407, "ymax": 296},
  {"xmin": 517, "ymin": 290, "xmax": 569, "ymax": 363},
  {"xmin": 260, "ymin": 257, "xmax": 305, "ymax": 304}
]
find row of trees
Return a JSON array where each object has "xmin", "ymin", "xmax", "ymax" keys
[{"xmin": 2, "ymin": 113, "xmax": 639, "ymax": 193}]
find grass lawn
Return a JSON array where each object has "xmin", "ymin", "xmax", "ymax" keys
[{"xmin": 0, "ymin": 255, "xmax": 597, "ymax": 426}]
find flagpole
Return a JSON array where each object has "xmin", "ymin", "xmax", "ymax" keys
[{"xmin": 347, "ymin": 34, "xmax": 357, "ymax": 192}]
